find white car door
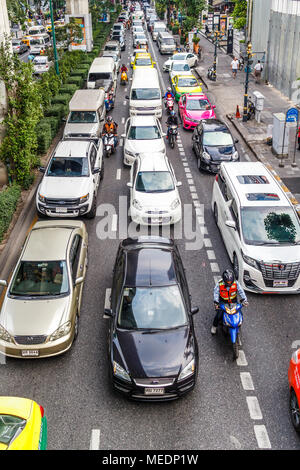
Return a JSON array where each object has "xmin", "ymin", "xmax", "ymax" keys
[
  {"xmin": 90, "ymin": 143, "xmax": 101, "ymax": 192},
  {"xmin": 187, "ymin": 53, "xmax": 197, "ymax": 67}
]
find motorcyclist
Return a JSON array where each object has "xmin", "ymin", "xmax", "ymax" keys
[
  {"xmin": 103, "ymin": 116, "xmax": 118, "ymax": 148},
  {"xmin": 211, "ymin": 269, "xmax": 248, "ymax": 335},
  {"xmin": 164, "ymin": 87, "xmax": 175, "ymax": 102},
  {"xmin": 120, "ymin": 64, "xmax": 128, "ymax": 74},
  {"xmin": 166, "ymin": 110, "xmax": 178, "ymax": 140}
]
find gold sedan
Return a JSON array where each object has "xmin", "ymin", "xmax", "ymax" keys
[{"xmin": 0, "ymin": 220, "xmax": 88, "ymax": 358}]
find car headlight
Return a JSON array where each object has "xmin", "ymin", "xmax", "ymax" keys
[
  {"xmin": 178, "ymin": 358, "xmax": 195, "ymax": 381},
  {"xmin": 0, "ymin": 325, "xmax": 13, "ymax": 343},
  {"xmin": 79, "ymin": 194, "xmax": 89, "ymax": 204},
  {"xmin": 132, "ymin": 199, "xmax": 142, "ymax": 211},
  {"xmin": 232, "ymin": 151, "xmax": 239, "ymax": 161},
  {"xmin": 241, "ymin": 252, "xmax": 259, "ymax": 270},
  {"xmin": 38, "ymin": 193, "xmax": 45, "ymax": 203},
  {"xmin": 292, "ymin": 349, "xmax": 300, "ymax": 364},
  {"xmin": 49, "ymin": 321, "xmax": 72, "ymax": 342},
  {"xmin": 125, "ymin": 149, "xmax": 136, "ymax": 157},
  {"xmin": 202, "ymin": 151, "xmax": 211, "ymax": 161},
  {"xmin": 113, "ymin": 361, "xmax": 131, "ymax": 382},
  {"xmin": 170, "ymin": 198, "xmax": 180, "ymax": 210}
]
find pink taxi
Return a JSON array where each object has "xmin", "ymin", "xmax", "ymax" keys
[{"xmin": 178, "ymin": 93, "xmax": 216, "ymax": 130}]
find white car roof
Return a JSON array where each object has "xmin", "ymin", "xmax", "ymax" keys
[
  {"xmin": 138, "ymin": 154, "xmax": 169, "ymax": 172},
  {"xmin": 129, "ymin": 115, "xmax": 158, "ymax": 126},
  {"xmin": 54, "ymin": 140, "xmax": 90, "ymax": 158},
  {"xmin": 221, "ymin": 162, "xmax": 289, "ymax": 208}
]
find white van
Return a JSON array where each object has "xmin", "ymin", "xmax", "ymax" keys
[
  {"xmin": 87, "ymin": 57, "xmax": 117, "ymax": 95},
  {"xmin": 27, "ymin": 25, "xmax": 47, "ymax": 36},
  {"xmin": 28, "ymin": 34, "xmax": 51, "ymax": 54},
  {"xmin": 63, "ymin": 89, "xmax": 106, "ymax": 140},
  {"xmin": 128, "ymin": 68, "xmax": 162, "ymax": 118},
  {"xmin": 157, "ymin": 31, "xmax": 176, "ymax": 54},
  {"xmin": 151, "ymin": 21, "xmax": 167, "ymax": 41},
  {"xmin": 211, "ymin": 161, "xmax": 300, "ymax": 294}
]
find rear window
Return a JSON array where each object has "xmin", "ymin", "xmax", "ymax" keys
[
  {"xmin": 246, "ymin": 193, "xmax": 280, "ymax": 201},
  {"xmin": 237, "ymin": 175, "xmax": 269, "ymax": 184},
  {"xmin": 88, "ymin": 72, "xmax": 112, "ymax": 82}
]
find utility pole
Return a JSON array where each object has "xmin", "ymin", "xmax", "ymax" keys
[
  {"xmin": 212, "ymin": 30, "xmax": 220, "ymax": 81},
  {"xmin": 243, "ymin": 42, "xmax": 253, "ymax": 122},
  {"xmin": 49, "ymin": 0, "xmax": 59, "ymax": 75}
]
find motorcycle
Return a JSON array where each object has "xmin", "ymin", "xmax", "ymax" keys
[
  {"xmin": 247, "ymin": 97, "xmax": 255, "ymax": 120},
  {"xmin": 120, "ymin": 70, "xmax": 128, "ymax": 85},
  {"xmin": 207, "ymin": 65, "xmax": 216, "ymax": 81},
  {"xmin": 219, "ymin": 302, "xmax": 243, "ymax": 360},
  {"xmin": 102, "ymin": 133, "xmax": 116, "ymax": 158},
  {"xmin": 167, "ymin": 125, "xmax": 178, "ymax": 149},
  {"xmin": 165, "ymin": 97, "xmax": 174, "ymax": 115}
]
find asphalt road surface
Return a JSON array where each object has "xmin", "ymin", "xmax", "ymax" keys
[{"xmin": 1, "ymin": 27, "xmax": 300, "ymax": 451}]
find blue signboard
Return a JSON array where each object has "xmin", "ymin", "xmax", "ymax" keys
[{"xmin": 286, "ymin": 107, "xmax": 299, "ymax": 123}]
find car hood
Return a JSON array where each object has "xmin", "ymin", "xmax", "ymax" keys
[
  {"xmin": 39, "ymin": 177, "xmax": 90, "ymax": 199},
  {"xmin": 177, "ymin": 86, "xmax": 202, "ymax": 94},
  {"xmin": 185, "ymin": 109, "xmax": 216, "ymax": 121},
  {"xmin": 114, "ymin": 326, "xmax": 192, "ymax": 377},
  {"xmin": 1, "ymin": 295, "xmax": 71, "ymax": 336},
  {"xmin": 125, "ymin": 138, "xmax": 165, "ymax": 155},
  {"xmin": 64, "ymin": 122, "xmax": 99, "ymax": 137},
  {"xmin": 243, "ymin": 244, "xmax": 300, "ymax": 263},
  {"xmin": 204, "ymin": 145, "xmax": 235, "ymax": 161},
  {"xmin": 134, "ymin": 189, "xmax": 178, "ymax": 209}
]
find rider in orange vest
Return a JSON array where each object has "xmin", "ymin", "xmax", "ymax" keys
[{"xmin": 211, "ymin": 270, "xmax": 248, "ymax": 335}]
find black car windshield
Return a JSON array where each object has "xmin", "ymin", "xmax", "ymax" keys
[
  {"xmin": 131, "ymin": 88, "xmax": 160, "ymax": 100},
  {"xmin": 128, "ymin": 126, "xmax": 160, "ymax": 140},
  {"xmin": 118, "ymin": 286, "xmax": 187, "ymax": 330},
  {"xmin": 241, "ymin": 206, "xmax": 300, "ymax": 245},
  {"xmin": 0, "ymin": 415, "xmax": 26, "ymax": 446},
  {"xmin": 136, "ymin": 171, "xmax": 174, "ymax": 192},
  {"xmin": 9, "ymin": 261, "xmax": 69, "ymax": 297},
  {"xmin": 178, "ymin": 77, "xmax": 198, "ymax": 87},
  {"xmin": 203, "ymin": 131, "xmax": 233, "ymax": 146},
  {"xmin": 186, "ymin": 99, "xmax": 210, "ymax": 110},
  {"xmin": 89, "ymin": 72, "xmax": 112, "ymax": 82},
  {"xmin": 47, "ymin": 157, "xmax": 89, "ymax": 177},
  {"xmin": 69, "ymin": 111, "xmax": 97, "ymax": 123}
]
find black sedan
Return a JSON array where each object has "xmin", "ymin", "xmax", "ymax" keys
[
  {"xmin": 105, "ymin": 236, "xmax": 199, "ymax": 401},
  {"xmin": 192, "ymin": 119, "xmax": 239, "ymax": 173}
]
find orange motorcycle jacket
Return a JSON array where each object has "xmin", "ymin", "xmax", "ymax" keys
[
  {"xmin": 104, "ymin": 122, "xmax": 116, "ymax": 134},
  {"xmin": 218, "ymin": 280, "xmax": 237, "ymax": 303}
]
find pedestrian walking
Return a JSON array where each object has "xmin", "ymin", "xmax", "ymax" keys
[
  {"xmin": 231, "ymin": 57, "xmax": 239, "ymax": 79},
  {"xmin": 254, "ymin": 60, "xmax": 263, "ymax": 84}
]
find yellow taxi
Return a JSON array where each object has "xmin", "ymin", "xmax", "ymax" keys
[
  {"xmin": 0, "ymin": 397, "xmax": 47, "ymax": 450},
  {"xmin": 132, "ymin": 52, "xmax": 156, "ymax": 70},
  {"xmin": 171, "ymin": 74, "xmax": 203, "ymax": 101}
]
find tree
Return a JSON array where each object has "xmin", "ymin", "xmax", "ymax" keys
[{"xmin": 232, "ymin": 0, "xmax": 247, "ymax": 30}]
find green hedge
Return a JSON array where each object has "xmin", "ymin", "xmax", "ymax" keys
[
  {"xmin": 44, "ymin": 103, "xmax": 66, "ymax": 120},
  {"xmin": 59, "ymin": 84, "xmax": 78, "ymax": 95},
  {"xmin": 51, "ymin": 94, "xmax": 70, "ymax": 106},
  {"xmin": 36, "ymin": 120, "xmax": 52, "ymax": 153},
  {"xmin": 66, "ymin": 76, "xmax": 84, "ymax": 88},
  {"xmin": 0, "ymin": 184, "xmax": 22, "ymax": 243}
]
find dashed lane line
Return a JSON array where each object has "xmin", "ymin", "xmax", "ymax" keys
[{"xmin": 89, "ymin": 429, "xmax": 101, "ymax": 450}]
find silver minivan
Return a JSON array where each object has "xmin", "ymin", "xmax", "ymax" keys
[
  {"xmin": 157, "ymin": 31, "xmax": 176, "ymax": 54},
  {"xmin": 151, "ymin": 21, "xmax": 167, "ymax": 41}
]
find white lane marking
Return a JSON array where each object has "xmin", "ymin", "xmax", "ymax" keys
[
  {"xmin": 207, "ymin": 250, "xmax": 216, "ymax": 260},
  {"xmin": 204, "ymin": 238, "xmax": 212, "ymax": 248},
  {"xmin": 183, "ymin": 162, "xmax": 189, "ymax": 166},
  {"xmin": 197, "ymin": 216, "xmax": 204, "ymax": 225},
  {"xmin": 119, "ymin": 140, "xmax": 123, "ymax": 147},
  {"xmin": 193, "ymin": 200, "xmax": 201, "ymax": 208},
  {"xmin": 191, "ymin": 193, "xmax": 198, "ymax": 200},
  {"xmin": 240, "ymin": 372, "xmax": 255, "ymax": 391},
  {"xmin": 123, "ymin": 100, "xmax": 127, "ymax": 105},
  {"xmin": 116, "ymin": 169, "xmax": 121, "ymax": 180},
  {"xmin": 190, "ymin": 185, "xmax": 197, "ymax": 192},
  {"xmin": 254, "ymin": 425, "xmax": 272, "ymax": 449},
  {"xmin": 230, "ymin": 435, "xmax": 242, "ymax": 449},
  {"xmin": 125, "ymin": 88, "xmax": 128, "ymax": 92},
  {"xmin": 122, "ymin": 117, "xmax": 125, "ymax": 124},
  {"xmin": 112, "ymin": 214, "xmax": 118, "ymax": 232},
  {"xmin": 210, "ymin": 262, "xmax": 220, "ymax": 272},
  {"xmin": 89, "ymin": 429, "xmax": 101, "ymax": 450},
  {"xmin": 195, "ymin": 207, "xmax": 203, "ymax": 215},
  {"xmin": 236, "ymin": 350, "xmax": 248, "ymax": 366},
  {"xmin": 246, "ymin": 397, "xmax": 263, "ymax": 420},
  {"xmin": 213, "ymin": 275, "xmax": 220, "ymax": 284}
]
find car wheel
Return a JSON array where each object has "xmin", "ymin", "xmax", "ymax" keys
[
  {"xmin": 290, "ymin": 389, "xmax": 300, "ymax": 432},
  {"xmin": 233, "ymin": 253, "xmax": 239, "ymax": 280},
  {"xmin": 100, "ymin": 161, "xmax": 104, "ymax": 181},
  {"xmin": 213, "ymin": 203, "xmax": 218, "ymax": 225},
  {"xmin": 74, "ymin": 313, "xmax": 79, "ymax": 341},
  {"xmin": 197, "ymin": 157, "xmax": 203, "ymax": 172},
  {"xmin": 86, "ymin": 194, "xmax": 97, "ymax": 219}
]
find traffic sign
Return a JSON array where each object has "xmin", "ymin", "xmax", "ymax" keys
[{"xmin": 286, "ymin": 107, "xmax": 299, "ymax": 123}]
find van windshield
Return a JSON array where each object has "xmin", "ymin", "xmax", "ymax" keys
[
  {"xmin": 89, "ymin": 72, "xmax": 112, "ymax": 82},
  {"xmin": 30, "ymin": 39, "xmax": 43, "ymax": 45},
  {"xmin": 69, "ymin": 111, "xmax": 97, "ymax": 123},
  {"xmin": 47, "ymin": 157, "xmax": 89, "ymax": 177},
  {"xmin": 131, "ymin": 88, "xmax": 160, "ymax": 100},
  {"xmin": 163, "ymin": 38, "xmax": 175, "ymax": 45}
]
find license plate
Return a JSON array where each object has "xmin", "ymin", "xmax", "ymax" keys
[
  {"xmin": 56, "ymin": 207, "xmax": 67, "ymax": 213},
  {"xmin": 151, "ymin": 218, "xmax": 162, "ymax": 223},
  {"xmin": 273, "ymin": 280, "xmax": 288, "ymax": 287},
  {"xmin": 21, "ymin": 350, "xmax": 39, "ymax": 357},
  {"xmin": 144, "ymin": 388, "xmax": 165, "ymax": 395}
]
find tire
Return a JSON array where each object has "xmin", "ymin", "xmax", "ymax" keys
[
  {"xmin": 74, "ymin": 313, "xmax": 79, "ymax": 341},
  {"xmin": 290, "ymin": 389, "xmax": 300, "ymax": 433},
  {"xmin": 197, "ymin": 157, "xmax": 203, "ymax": 172},
  {"xmin": 233, "ymin": 341, "xmax": 239, "ymax": 360},
  {"xmin": 170, "ymin": 134, "xmax": 175, "ymax": 149},
  {"xmin": 86, "ymin": 194, "xmax": 97, "ymax": 219},
  {"xmin": 213, "ymin": 203, "xmax": 218, "ymax": 225},
  {"xmin": 233, "ymin": 253, "xmax": 239, "ymax": 280},
  {"xmin": 100, "ymin": 161, "xmax": 104, "ymax": 181}
]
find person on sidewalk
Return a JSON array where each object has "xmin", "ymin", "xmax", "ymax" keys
[
  {"xmin": 254, "ymin": 60, "xmax": 263, "ymax": 84},
  {"xmin": 231, "ymin": 57, "xmax": 239, "ymax": 79}
]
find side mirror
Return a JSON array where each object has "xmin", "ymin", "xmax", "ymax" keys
[
  {"xmin": 75, "ymin": 276, "xmax": 84, "ymax": 285},
  {"xmin": 104, "ymin": 308, "xmax": 114, "ymax": 317},
  {"xmin": 212, "ymin": 105, "xmax": 216, "ymax": 109},
  {"xmin": 125, "ymin": 96, "xmax": 130, "ymax": 100},
  {"xmin": 62, "ymin": 117, "xmax": 66, "ymax": 122},
  {"xmin": 191, "ymin": 306, "xmax": 199, "ymax": 315},
  {"xmin": 235, "ymin": 139, "xmax": 239, "ymax": 144},
  {"xmin": 0, "ymin": 280, "xmax": 7, "ymax": 287},
  {"xmin": 39, "ymin": 166, "xmax": 46, "ymax": 173},
  {"xmin": 176, "ymin": 181, "xmax": 182, "ymax": 187},
  {"xmin": 121, "ymin": 133, "xmax": 126, "ymax": 138},
  {"xmin": 162, "ymin": 132, "xmax": 166, "ymax": 137},
  {"xmin": 127, "ymin": 182, "xmax": 133, "ymax": 188},
  {"xmin": 92, "ymin": 167, "xmax": 101, "ymax": 174},
  {"xmin": 225, "ymin": 220, "xmax": 236, "ymax": 230}
]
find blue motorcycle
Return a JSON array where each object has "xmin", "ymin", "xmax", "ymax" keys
[{"xmin": 220, "ymin": 303, "xmax": 243, "ymax": 360}]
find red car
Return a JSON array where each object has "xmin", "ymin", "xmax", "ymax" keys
[
  {"xmin": 178, "ymin": 93, "xmax": 216, "ymax": 130},
  {"xmin": 288, "ymin": 348, "xmax": 300, "ymax": 432}
]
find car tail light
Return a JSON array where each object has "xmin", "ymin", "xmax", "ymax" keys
[
  {"xmin": 215, "ymin": 174, "xmax": 218, "ymax": 182},
  {"xmin": 39, "ymin": 405, "xmax": 44, "ymax": 417}
]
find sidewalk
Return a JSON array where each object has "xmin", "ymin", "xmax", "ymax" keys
[{"xmin": 194, "ymin": 32, "xmax": 300, "ymax": 208}]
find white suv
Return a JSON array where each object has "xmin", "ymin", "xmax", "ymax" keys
[
  {"xmin": 212, "ymin": 162, "xmax": 300, "ymax": 293},
  {"xmin": 37, "ymin": 139, "xmax": 103, "ymax": 219},
  {"xmin": 128, "ymin": 154, "xmax": 182, "ymax": 226},
  {"xmin": 122, "ymin": 115, "xmax": 166, "ymax": 166}
]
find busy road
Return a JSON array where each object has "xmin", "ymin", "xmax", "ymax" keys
[{"xmin": 1, "ymin": 3, "xmax": 300, "ymax": 451}]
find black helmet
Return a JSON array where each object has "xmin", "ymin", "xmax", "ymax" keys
[{"xmin": 222, "ymin": 269, "xmax": 235, "ymax": 286}]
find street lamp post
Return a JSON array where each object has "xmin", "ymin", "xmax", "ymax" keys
[
  {"xmin": 49, "ymin": 0, "xmax": 59, "ymax": 75},
  {"xmin": 243, "ymin": 42, "xmax": 253, "ymax": 122}
]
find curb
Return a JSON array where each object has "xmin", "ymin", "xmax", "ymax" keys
[
  {"xmin": 194, "ymin": 67, "xmax": 209, "ymax": 91},
  {"xmin": 227, "ymin": 113, "xmax": 300, "ymax": 215}
]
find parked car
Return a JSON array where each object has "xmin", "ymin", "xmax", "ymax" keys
[
  {"xmin": 163, "ymin": 52, "xmax": 198, "ymax": 72},
  {"xmin": 122, "ymin": 115, "xmax": 166, "ymax": 166},
  {"xmin": 12, "ymin": 38, "xmax": 29, "ymax": 54},
  {"xmin": 128, "ymin": 154, "xmax": 182, "ymax": 226},
  {"xmin": 179, "ymin": 93, "xmax": 216, "ymax": 130},
  {"xmin": 32, "ymin": 55, "xmax": 53, "ymax": 74},
  {"xmin": 288, "ymin": 348, "xmax": 300, "ymax": 433},
  {"xmin": 36, "ymin": 139, "xmax": 103, "ymax": 218},
  {"xmin": 192, "ymin": 119, "xmax": 238, "ymax": 171},
  {"xmin": 105, "ymin": 236, "xmax": 199, "ymax": 401},
  {"xmin": 211, "ymin": 161, "xmax": 300, "ymax": 293},
  {"xmin": 0, "ymin": 397, "xmax": 47, "ymax": 449},
  {"xmin": 0, "ymin": 219, "xmax": 88, "ymax": 358}
]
